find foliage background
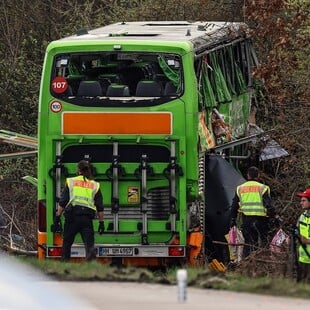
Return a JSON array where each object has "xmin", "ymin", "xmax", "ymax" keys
[{"xmin": 0, "ymin": 0, "xmax": 309, "ymax": 257}]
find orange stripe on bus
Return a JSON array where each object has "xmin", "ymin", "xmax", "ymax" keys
[{"xmin": 62, "ymin": 112, "xmax": 172, "ymax": 135}]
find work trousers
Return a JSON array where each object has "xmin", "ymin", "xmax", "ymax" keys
[
  {"xmin": 297, "ymin": 262, "xmax": 310, "ymax": 283},
  {"xmin": 241, "ymin": 215, "xmax": 269, "ymax": 257},
  {"xmin": 62, "ymin": 214, "xmax": 96, "ymax": 261}
]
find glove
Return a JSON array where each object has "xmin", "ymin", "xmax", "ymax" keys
[
  {"xmin": 267, "ymin": 208, "xmax": 276, "ymax": 218},
  {"xmin": 51, "ymin": 215, "xmax": 62, "ymax": 233},
  {"xmin": 98, "ymin": 221, "xmax": 105, "ymax": 235},
  {"xmin": 230, "ymin": 218, "xmax": 237, "ymax": 228},
  {"xmin": 270, "ymin": 215, "xmax": 281, "ymax": 227}
]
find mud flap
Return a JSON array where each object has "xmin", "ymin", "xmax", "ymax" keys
[{"xmin": 188, "ymin": 230, "xmax": 204, "ymax": 266}]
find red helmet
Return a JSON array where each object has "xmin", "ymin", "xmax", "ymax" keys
[{"xmin": 297, "ymin": 188, "xmax": 310, "ymax": 198}]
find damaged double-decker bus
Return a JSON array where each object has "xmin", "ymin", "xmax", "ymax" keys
[{"xmin": 37, "ymin": 21, "xmax": 261, "ymax": 266}]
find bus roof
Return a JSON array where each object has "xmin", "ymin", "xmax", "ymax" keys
[{"xmin": 58, "ymin": 21, "xmax": 249, "ymax": 51}]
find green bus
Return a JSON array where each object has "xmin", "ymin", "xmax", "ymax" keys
[{"xmin": 38, "ymin": 21, "xmax": 257, "ymax": 266}]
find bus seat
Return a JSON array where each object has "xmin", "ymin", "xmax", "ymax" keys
[
  {"xmin": 64, "ymin": 85, "xmax": 73, "ymax": 96},
  {"xmin": 77, "ymin": 81, "xmax": 102, "ymax": 97},
  {"xmin": 106, "ymin": 84, "xmax": 130, "ymax": 97},
  {"xmin": 155, "ymin": 73, "xmax": 169, "ymax": 85},
  {"xmin": 99, "ymin": 78, "xmax": 112, "ymax": 95},
  {"xmin": 164, "ymin": 81, "xmax": 177, "ymax": 96},
  {"xmin": 98, "ymin": 73, "xmax": 121, "ymax": 83},
  {"xmin": 135, "ymin": 80, "xmax": 162, "ymax": 97},
  {"xmin": 118, "ymin": 66, "xmax": 145, "ymax": 94}
]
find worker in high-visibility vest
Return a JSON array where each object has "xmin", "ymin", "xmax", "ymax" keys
[
  {"xmin": 296, "ymin": 188, "xmax": 310, "ymax": 282},
  {"xmin": 51, "ymin": 160, "xmax": 104, "ymax": 261},
  {"xmin": 230, "ymin": 166, "xmax": 275, "ymax": 258}
]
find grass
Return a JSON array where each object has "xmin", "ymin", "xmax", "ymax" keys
[{"xmin": 17, "ymin": 256, "xmax": 310, "ymax": 299}]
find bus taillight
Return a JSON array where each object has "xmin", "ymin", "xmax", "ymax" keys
[
  {"xmin": 169, "ymin": 246, "xmax": 185, "ymax": 257},
  {"xmin": 47, "ymin": 247, "xmax": 62, "ymax": 257},
  {"xmin": 37, "ymin": 200, "xmax": 46, "ymax": 232}
]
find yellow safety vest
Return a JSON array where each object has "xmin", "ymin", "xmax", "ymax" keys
[
  {"xmin": 298, "ymin": 213, "xmax": 310, "ymax": 264},
  {"xmin": 237, "ymin": 180, "xmax": 269, "ymax": 216},
  {"xmin": 67, "ymin": 175, "xmax": 99, "ymax": 211}
]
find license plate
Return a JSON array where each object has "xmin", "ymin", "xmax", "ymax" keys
[{"xmin": 98, "ymin": 247, "xmax": 133, "ymax": 256}]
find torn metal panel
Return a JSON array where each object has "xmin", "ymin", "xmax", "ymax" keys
[
  {"xmin": 211, "ymin": 132, "xmax": 264, "ymax": 153},
  {"xmin": 0, "ymin": 130, "xmax": 37, "ymax": 149},
  {"xmin": 210, "ymin": 124, "xmax": 288, "ymax": 162},
  {"xmin": 0, "ymin": 150, "xmax": 37, "ymax": 160},
  {"xmin": 22, "ymin": 175, "xmax": 38, "ymax": 187},
  {"xmin": 248, "ymin": 124, "xmax": 289, "ymax": 161},
  {"xmin": 259, "ymin": 139, "xmax": 289, "ymax": 161},
  {"xmin": 0, "ymin": 129, "xmax": 37, "ymax": 161}
]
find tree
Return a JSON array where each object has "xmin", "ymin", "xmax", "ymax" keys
[
  {"xmin": 243, "ymin": 0, "xmax": 309, "ymax": 222},
  {"xmin": 0, "ymin": 0, "xmax": 308, "ymax": 258}
]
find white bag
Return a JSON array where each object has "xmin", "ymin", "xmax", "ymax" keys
[
  {"xmin": 236, "ymin": 227, "xmax": 244, "ymax": 262},
  {"xmin": 226, "ymin": 226, "xmax": 244, "ymax": 262},
  {"xmin": 269, "ymin": 228, "xmax": 289, "ymax": 253}
]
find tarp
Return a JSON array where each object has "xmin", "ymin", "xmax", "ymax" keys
[{"xmin": 204, "ymin": 155, "xmax": 245, "ymax": 262}]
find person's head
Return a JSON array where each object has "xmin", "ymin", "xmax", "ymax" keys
[
  {"xmin": 77, "ymin": 160, "xmax": 92, "ymax": 179},
  {"xmin": 297, "ymin": 188, "xmax": 310, "ymax": 210},
  {"xmin": 247, "ymin": 166, "xmax": 259, "ymax": 181}
]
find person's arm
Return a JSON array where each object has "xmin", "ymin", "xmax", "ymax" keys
[
  {"xmin": 94, "ymin": 188, "xmax": 104, "ymax": 221},
  {"xmin": 97, "ymin": 211, "xmax": 104, "ymax": 221},
  {"xmin": 297, "ymin": 215, "xmax": 310, "ymax": 245},
  {"xmin": 95, "ymin": 188, "xmax": 105, "ymax": 234},
  {"xmin": 300, "ymin": 236, "xmax": 310, "ymax": 245},
  {"xmin": 230, "ymin": 192, "xmax": 239, "ymax": 226},
  {"xmin": 51, "ymin": 185, "xmax": 68, "ymax": 232},
  {"xmin": 57, "ymin": 185, "xmax": 69, "ymax": 216},
  {"xmin": 262, "ymin": 188, "xmax": 276, "ymax": 217},
  {"xmin": 56, "ymin": 206, "xmax": 65, "ymax": 217}
]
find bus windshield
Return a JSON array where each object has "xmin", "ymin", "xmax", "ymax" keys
[{"xmin": 51, "ymin": 52, "xmax": 183, "ymax": 107}]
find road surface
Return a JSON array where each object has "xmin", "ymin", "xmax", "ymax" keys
[
  {"xmin": 1, "ymin": 256, "xmax": 309, "ymax": 310},
  {"xmin": 46, "ymin": 281, "xmax": 310, "ymax": 310}
]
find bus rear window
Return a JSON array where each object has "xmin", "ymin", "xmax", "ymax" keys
[{"xmin": 50, "ymin": 52, "xmax": 183, "ymax": 106}]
